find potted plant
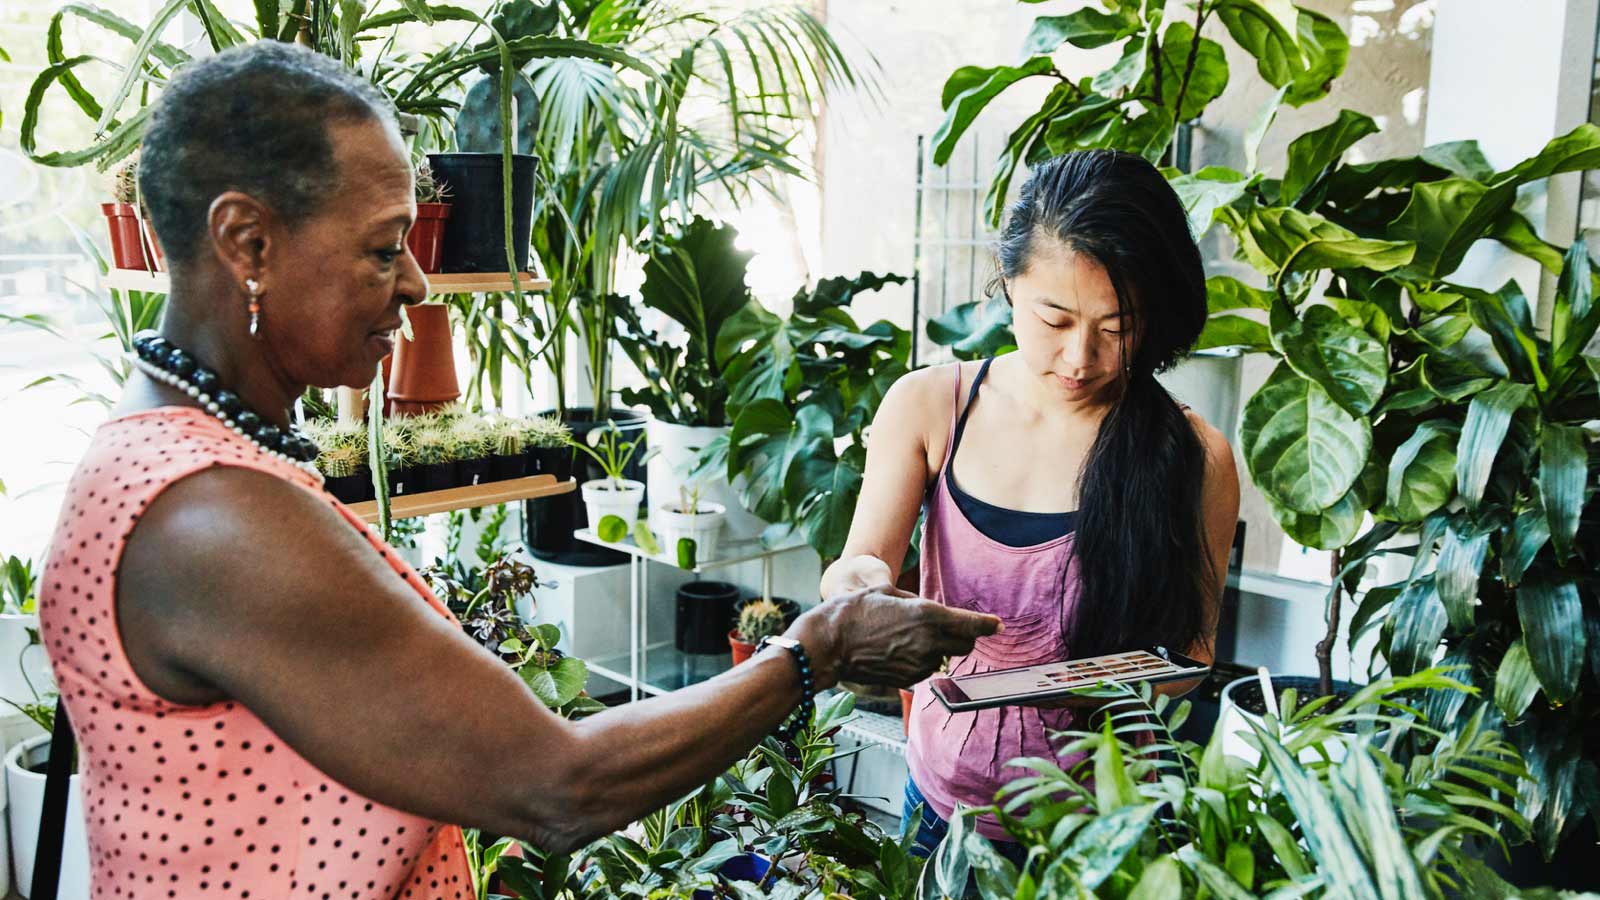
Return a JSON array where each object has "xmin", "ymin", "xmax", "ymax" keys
[
  {"xmin": 727, "ymin": 597, "xmax": 784, "ymax": 667},
  {"xmin": 411, "ymin": 422, "xmax": 459, "ymax": 493},
  {"xmin": 521, "ymin": 415, "xmax": 571, "ymax": 478},
  {"xmin": 406, "ymin": 158, "xmax": 452, "ymax": 274},
  {"xmin": 450, "ymin": 417, "xmax": 494, "ymax": 488},
  {"xmin": 525, "ymin": 408, "xmax": 648, "ymax": 566},
  {"xmin": 571, "ymin": 420, "xmax": 652, "ymax": 543},
  {"xmin": 924, "ymin": 671, "xmax": 1551, "ymax": 899},
  {"xmin": 488, "ymin": 418, "xmax": 528, "ymax": 482},
  {"xmin": 99, "ymin": 154, "xmax": 162, "ymax": 272},
  {"xmin": 710, "ymin": 271, "xmax": 909, "ymax": 559},
  {"xmin": 654, "ymin": 480, "xmax": 727, "ymax": 569},
  {"xmin": 427, "ymin": 59, "xmax": 540, "ymax": 274},
  {"xmin": 382, "ymin": 419, "xmax": 419, "ymax": 497},
  {"xmin": 615, "ymin": 217, "xmax": 770, "ymax": 542}
]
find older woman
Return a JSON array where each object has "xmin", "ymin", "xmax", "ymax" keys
[{"xmin": 37, "ymin": 41, "xmax": 997, "ymax": 898}]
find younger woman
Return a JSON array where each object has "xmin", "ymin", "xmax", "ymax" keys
[{"xmin": 820, "ymin": 149, "xmax": 1240, "ymax": 854}]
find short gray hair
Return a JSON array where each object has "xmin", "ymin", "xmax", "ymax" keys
[{"xmin": 139, "ymin": 41, "xmax": 396, "ymax": 264}]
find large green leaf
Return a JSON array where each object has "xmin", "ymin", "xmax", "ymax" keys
[
  {"xmin": 1281, "ymin": 109, "xmax": 1379, "ymax": 206},
  {"xmin": 1214, "ymin": 0, "xmax": 1301, "ymax": 89},
  {"xmin": 1249, "ymin": 721, "xmax": 1380, "ymax": 897},
  {"xmin": 792, "ymin": 450, "xmax": 862, "ymax": 561},
  {"xmin": 1091, "ymin": 16, "xmax": 1159, "ymax": 95},
  {"xmin": 1206, "ymin": 275, "xmax": 1274, "ymax": 313},
  {"xmin": 1198, "ymin": 314, "xmax": 1271, "ymax": 352},
  {"xmin": 1332, "ymin": 749, "xmax": 1429, "ymax": 900},
  {"xmin": 1156, "ymin": 22, "xmax": 1229, "ymax": 121},
  {"xmin": 1494, "ymin": 640, "xmax": 1540, "ymax": 721},
  {"xmin": 1384, "ymin": 579, "xmax": 1444, "ymax": 676},
  {"xmin": 1286, "ymin": 7, "xmax": 1348, "ymax": 106},
  {"xmin": 1240, "ymin": 365, "xmax": 1370, "ymax": 513},
  {"xmin": 1063, "ymin": 803, "xmax": 1159, "ymax": 888},
  {"xmin": 1490, "ymin": 122, "xmax": 1600, "ymax": 188},
  {"xmin": 933, "ymin": 56, "xmax": 1053, "ymax": 165},
  {"xmin": 639, "ymin": 216, "xmax": 754, "ymax": 375},
  {"xmin": 1385, "ymin": 421, "xmax": 1457, "ymax": 522},
  {"xmin": 1171, "ymin": 167, "xmax": 1260, "ymax": 238},
  {"xmin": 1538, "ymin": 423, "xmax": 1586, "ymax": 562},
  {"xmin": 1421, "ymin": 140, "xmax": 1495, "ymax": 180},
  {"xmin": 1022, "ymin": 6, "xmax": 1138, "ymax": 54},
  {"xmin": 1552, "ymin": 241, "xmax": 1600, "ymax": 380},
  {"xmin": 1435, "ymin": 524, "xmax": 1490, "ymax": 632},
  {"xmin": 1225, "ymin": 206, "xmax": 1414, "ymax": 282},
  {"xmin": 983, "ymin": 82, "xmax": 1081, "ymax": 227},
  {"xmin": 925, "ymin": 300, "xmax": 1015, "ymax": 361},
  {"xmin": 1466, "ymin": 282, "xmax": 1547, "ymax": 391},
  {"xmin": 1516, "ymin": 579, "xmax": 1586, "ymax": 704},
  {"xmin": 1455, "ymin": 382, "xmax": 1534, "ymax": 509},
  {"xmin": 1128, "ymin": 856, "xmax": 1183, "ymax": 900},
  {"xmin": 1271, "ymin": 302, "xmax": 1387, "ymax": 416},
  {"xmin": 1266, "ymin": 483, "xmax": 1364, "ymax": 550},
  {"xmin": 1501, "ymin": 507, "xmax": 1550, "ymax": 588},
  {"xmin": 1386, "ymin": 178, "xmax": 1517, "ymax": 281}
]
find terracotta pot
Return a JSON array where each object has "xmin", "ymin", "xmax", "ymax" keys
[
  {"xmin": 900, "ymin": 688, "xmax": 914, "ymax": 736},
  {"xmin": 387, "ymin": 303, "xmax": 460, "ymax": 415},
  {"xmin": 729, "ymin": 629, "xmax": 757, "ymax": 666},
  {"xmin": 101, "ymin": 203, "xmax": 163, "ymax": 271},
  {"xmin": 406, "ymin": 202, "xmax": 452, "ymax": 274}
]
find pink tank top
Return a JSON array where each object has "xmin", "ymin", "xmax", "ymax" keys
[
  {"xmin": 905, "ymin": 364, "xmax": 1087, "ymax": 840},
  {"xmin": 39, "ymin": 407, "xmax": 472, "ymax": 898}
]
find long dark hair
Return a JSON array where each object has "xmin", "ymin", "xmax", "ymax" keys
[{"xmin": 996, "ymin": 150, "xmax": 1214, "ymax": 659}]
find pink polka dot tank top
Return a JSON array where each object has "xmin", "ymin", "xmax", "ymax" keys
[{"xmin": 39, "ymin": 407, "xmax": 472, "ymax": 899}]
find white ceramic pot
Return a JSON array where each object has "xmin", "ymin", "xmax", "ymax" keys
[
  {"xmin": 645, "ymin": 421, "xmax": 768, "ymax": 541},
  {"xmin": 1216, "ymin": 674, "xmax": 1360, "ymax": 768},
  {"xmin": 0, "ymin": 614, "xmax": 54, "ymax": 713},
  {"xmin": 654, "ymin": 502, "xmax": 728, "ymax": 565},
  {"xmin": 6, "ymin": 734, "xmax": 88, "ymax": 899},
  {"xmin": 582, "ymin": 479, "xmax": 645, "ymax": 535}
]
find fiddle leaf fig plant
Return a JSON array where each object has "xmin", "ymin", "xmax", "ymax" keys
[{"xmin": 930, "ymin": 0, "xmax": 1600, "ymax": 855}]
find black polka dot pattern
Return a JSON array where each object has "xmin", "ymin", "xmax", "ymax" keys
[{"xmin": 38, "ymin": 409, "xmax": 472, "ymax": 898}]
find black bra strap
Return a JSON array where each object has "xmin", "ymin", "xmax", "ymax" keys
[{"xmin": 949, "ymin": 357, "xmax": 995, "ymax": 463}]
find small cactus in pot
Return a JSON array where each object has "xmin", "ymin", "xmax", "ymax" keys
[{"xmin": 729, "ymin": 597, "xmax": 786, "ymax": 666}]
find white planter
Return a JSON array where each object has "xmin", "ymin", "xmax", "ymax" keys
[
  {"xmin": 654, "ymin": 502, "xmax": 728, "ymax": 565},
  {"xmin": 6, "ymin": 734, "xmax": 88, "ymax": 899},
  {"xmin": 1216, "ymin": 674, "xmax": 1359, "ymax": 768},
  {"xmin": 582, "ymin": 479, "xmax": 645, "ymax": 534},
  {"xmin": 0, "ymin": 614, "xmax": 54, "ymax": 713},
  {"xmin": 645, "ymin": 421, "xmax": 768, "ymax": 541}
]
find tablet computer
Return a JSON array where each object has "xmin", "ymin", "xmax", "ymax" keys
[{"xmin": 929, "ymin": 647, "xmax": 1210, "ymax": 713}]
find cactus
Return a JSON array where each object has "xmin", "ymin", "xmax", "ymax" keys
[
  {"xmin": 449, "ymin": 419, "xmax": 494, "ymax": 461},
  {"xmin": 522, "ymin": 414, "xmax": 571, "ymax": 449},
  {"xmin": 735, "ymin": 598, "xmax": 785, "ymax": 645},
  {"xmin": 316, "ymin": 445, "xmax": 363, "ymax": 479},
  {"xmin": 455, "ymin": 70, "xmax": 540, "ymax": 154},
  {"xmin": 412, "ymin": 426, "xmax": 456, "ymax": 465},
  {"xmin": 414, "ymin": 158, "xmax": 451, "ymax": 204},
  {"xmin": 112, "ymin": 154, "xmax": 139, "ymax": 204},
  {"xmin": 494, "ymin": 419, "xmax": 525, "ymax": 456}
]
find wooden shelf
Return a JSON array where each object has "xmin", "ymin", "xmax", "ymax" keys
[
  {"xmin": 100, "ymin": 268, "xmax": 552, "ymax": 294},
  {"xmin": 346, "ymin": 474, "xmax": 574, "ymax": 525}
]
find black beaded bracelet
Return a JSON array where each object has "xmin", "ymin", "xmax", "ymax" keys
[{"xmin": 758, "ymin": 635, "xmax": 815, "ymax": 742}]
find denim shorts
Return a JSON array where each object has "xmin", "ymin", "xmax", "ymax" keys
[{"xmin": 901, "ymin": 776, "xmax": 1028, "ymax": 867}]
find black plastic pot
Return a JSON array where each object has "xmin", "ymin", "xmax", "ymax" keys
[
  {"xmin": 426, "ymin": 152, "xmax": 538, "ymax": 273},
  {"xmin": 324, "ymin": 472, "xmax": 374, "ymax": 505},
  {"xmin": 389, "ymin": 466, "xmax": 418, "ymax": 496},
  {"xmin": 459, "ymin": 456, "xmax": 491, "ymax": 487},
  {"xmin": 490, "ymin": 453, "xmax": 527, "ymax": 482},
  {"xmin": 527, "ymin": 444, "xmax": 572, "ymax": 478},
  {"xmin": 523, "ymin": 407, "xmax": 648, "ymax": 566},
  {"xmin": 418, "ymin": 461, "xmax": 458, "ymax": 493},
  {"xmin": 677, "ymin": 581, "xmax": 741, "ymax": 655}
]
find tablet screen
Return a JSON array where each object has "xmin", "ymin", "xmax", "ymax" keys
[{"xmin": 946, "ymin": 649, "xmax": 1201, "ymax": 701}]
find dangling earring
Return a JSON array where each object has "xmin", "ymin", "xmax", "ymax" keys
[{"xmin": 245, "ymin": 278, "xmax": 263, "ymax": 338}]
